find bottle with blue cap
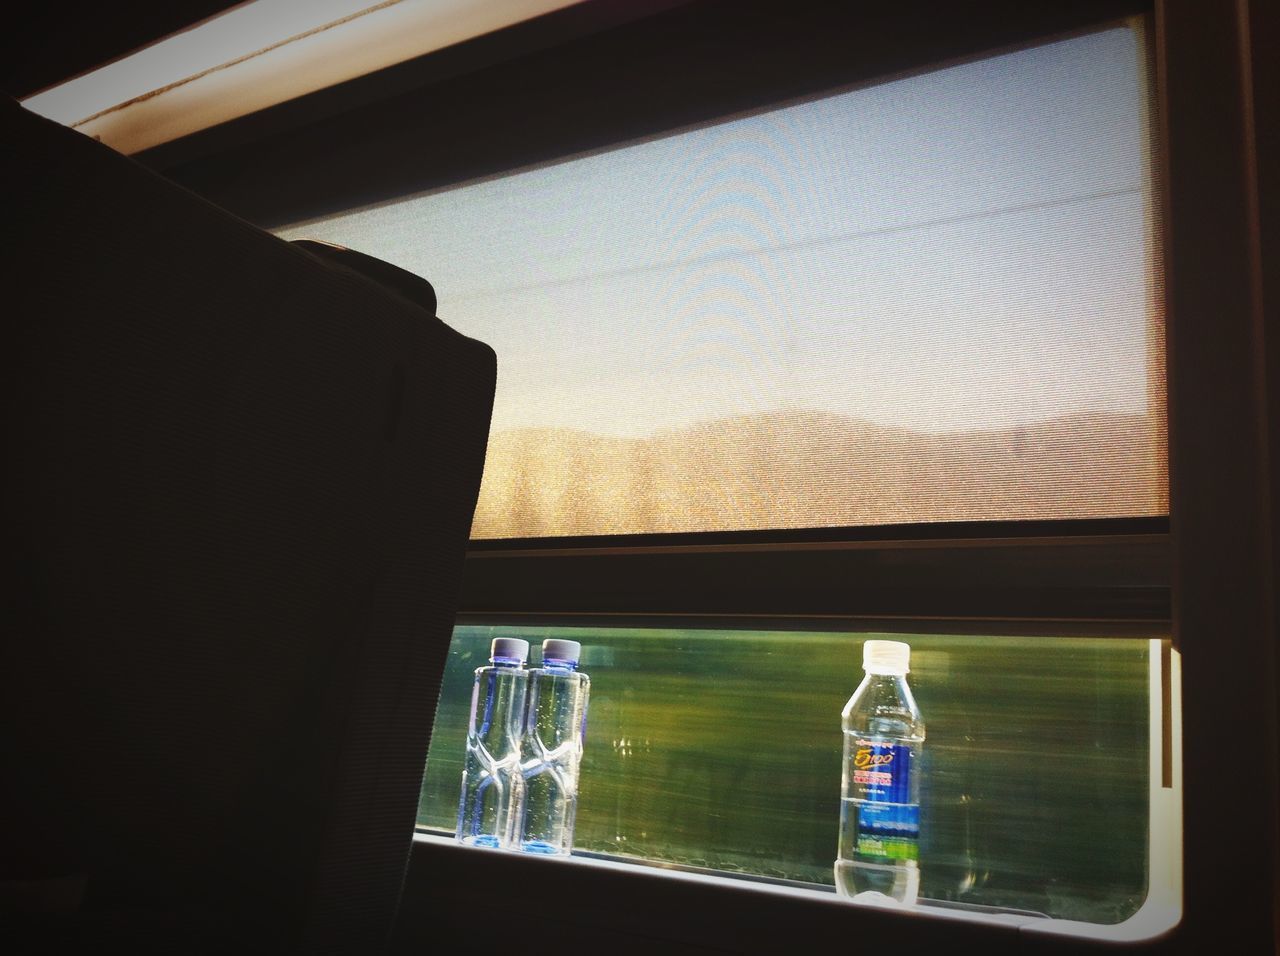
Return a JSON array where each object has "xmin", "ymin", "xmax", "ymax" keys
[
  {"xmin": 457, "ymin": 636, "xmax": 530, "ymax": 848},
  {"xmin": 835, "ymin": 639, "xmax": 925, "ymax": 904},
  {"xmin": 517, "ymin": 638, "xmax": 592, "ymax": 855}
]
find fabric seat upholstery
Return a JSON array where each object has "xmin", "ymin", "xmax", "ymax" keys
[{"xmin": 1, "ymin": 98, "xmax": 495, "ymax": 954}]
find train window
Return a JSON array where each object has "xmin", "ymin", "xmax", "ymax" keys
[
  {"xmin": 416, "ymin": 623, "xmax": 1180, "ymax": 940},
  {"xmin": 276, "ymin": 20, "xmax": 1165, "ymax": 539},
  {"xmin": 267, "ymin": 10, "xmax": 1181, "ymax": 943}
]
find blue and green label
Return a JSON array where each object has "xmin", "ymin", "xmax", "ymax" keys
[{"xmin": 849, "ymin": 739, "xmax": 919, "ymax": 861}]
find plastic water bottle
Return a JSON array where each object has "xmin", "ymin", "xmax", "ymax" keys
[
  {"xmin": 835, "ymin": 640, "xmax": 925, "ymax": 904},
  {"xmin": 457, "ymin": 637, "xmax": 530, "ymax": 848},
  {"xmin": 517, "ymin": 639, "xmax": 591, "ymax": 855}
]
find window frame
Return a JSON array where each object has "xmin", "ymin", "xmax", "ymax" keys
[
  {"xmin": 460, "ymin": 517, "xmax": 1170, "ymax": 622},
  {"xmin": 150, "ymin": 0, "xmax": 1276, "ymax": 950}
]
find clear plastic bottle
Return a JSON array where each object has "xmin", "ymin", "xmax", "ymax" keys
[
  {"xmin": 517, "ymin": 639, "xmax": 591, "ymax": 855},
  {"xmin": 457, "ymin": 637, "xmax": 530, "ymax": 848},
  {"xmin": 836, "ymin": 639, "xmax": 925, "ymax": 904}
]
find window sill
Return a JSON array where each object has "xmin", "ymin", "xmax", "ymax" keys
[{"xmin": 404, "ymin": 832, "xmax": 1181, "ymax": 949}]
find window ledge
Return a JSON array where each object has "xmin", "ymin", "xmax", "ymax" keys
[{"xmin": 407, "ymin": 832, "xmax": 1181, "ymax": 946}]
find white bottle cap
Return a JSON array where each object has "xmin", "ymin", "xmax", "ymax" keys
[
  {"xmin": 490, "ymin": 637, "xmax": 529, "ymax": 663},
  {"xmin": 862, "ymin": 640, "xmax": 910, "ymax": 675},
  {"xmin": 542, "ymin": 639, "xmax": 581, "ymax": 664}
]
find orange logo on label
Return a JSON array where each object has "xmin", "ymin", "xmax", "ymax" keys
[{"xmin": 854, "ymin": 748, "xmax": 894, "ymax": 769}]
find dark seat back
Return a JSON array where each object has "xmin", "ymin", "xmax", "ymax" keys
[{"xmin": 1, "ymin": 98, "xmax": 495, "ymax": 954}]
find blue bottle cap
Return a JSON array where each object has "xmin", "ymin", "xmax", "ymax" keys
[
  {"xmin": 491, "ymin": 637, "xmax": 529, "ymax": 664},
  {"xmin": 542, "ymin": 639, "xmax": 581, "ymax": 665}
]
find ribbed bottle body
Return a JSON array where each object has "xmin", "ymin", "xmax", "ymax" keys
[
  {"xmin": 518, "ymin": 665, "xmax": 590, "ymax": 855},
  {"xmin": 457, "ymin": 661, "xmax": 529, "ymax": 848}
]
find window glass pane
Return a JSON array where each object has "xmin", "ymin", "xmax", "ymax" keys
[
  {"xmin": 421, "ymin": 624, "xmax": 1165, "ymax": 926},
  {"xmin": 279, "ymin": 22, "xmax": 1165, "ymax": 538}
]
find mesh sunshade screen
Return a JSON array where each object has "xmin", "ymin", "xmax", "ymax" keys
[{"xmin": 279, "ymin": 23, "xmax": 1166, "ymax": 538}]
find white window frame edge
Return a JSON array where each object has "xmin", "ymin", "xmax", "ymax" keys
[
  {"xmin": 20, "ymin": 0, "xmax": 587, "ymax": 156},
  {"xmin": 1020, "ymin": 639, "xmax": 1183, "ymax": 942}
]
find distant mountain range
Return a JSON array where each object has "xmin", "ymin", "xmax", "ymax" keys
[{"xmin": 470, "ymin": 409, "xmax": 1167, "ymax": 538}]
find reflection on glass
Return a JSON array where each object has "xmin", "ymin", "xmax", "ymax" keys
[
  {"xmin": 421, "ymin": 625, "xmax": 1153, "ymax": 924},
  {"xmin": 279, "ymin": 22, "xmax": 1165, "ymax": 537}
]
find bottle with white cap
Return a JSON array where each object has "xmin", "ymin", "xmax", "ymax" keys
[
  {"xmin": 457, "ymin": 636, "xmax": 531, "ymax": 848},
  {"xmin": 517, "ymin": 638, "xmax": 591, "ymax": 855},
  {"xmin": 835, "ymin": 639, "xmax": 925, "ymax": 904}
]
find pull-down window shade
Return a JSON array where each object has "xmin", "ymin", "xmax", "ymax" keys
[{"xmin": 278, "ymin": 22, "xmax": 1164, "ymax": 538}]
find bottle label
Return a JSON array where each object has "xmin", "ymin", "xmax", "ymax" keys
[
  {"xmin": 849, "ymin": 739, "xmax": 919, "ymax": 862},
  {"xmin": 851, "ymin": 739, "xmax": 911, "ymax": 800}
]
